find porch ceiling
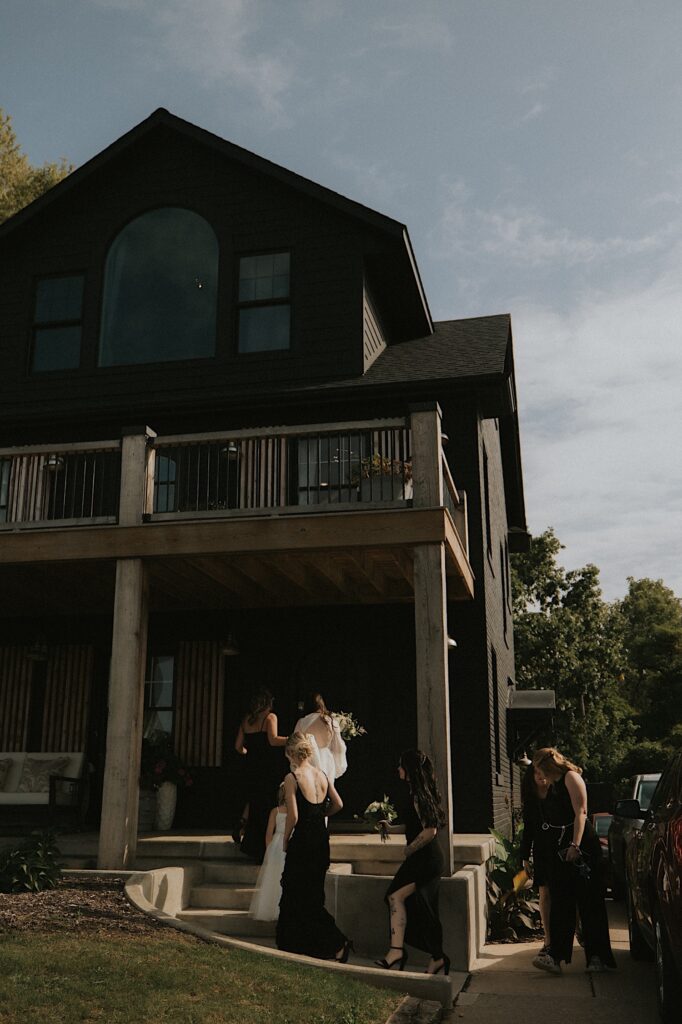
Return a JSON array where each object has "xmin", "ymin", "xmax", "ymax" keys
[{"xmin": 0, "ymin": 508, "xmax": 474, "ymax": 616}]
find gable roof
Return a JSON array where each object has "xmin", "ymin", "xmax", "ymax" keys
[{"xmin": 0, "ymin": 107, "xmax": 432, "ymax": 336}]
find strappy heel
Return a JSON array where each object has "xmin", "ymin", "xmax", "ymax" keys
[
  {"xmin": 231, "ymin": 818, "xmax": 246, "ymax": 845},
  {"xmin": 426, "ymin": 954, "xmax": 450, "ymax": 976},
  {"xmin": 335, "ymin": 939, "xmax": 354, "ymax": 963},
  {"xmin": 375, "ymin": 946, "xmax": 408, "ymax": 971}
]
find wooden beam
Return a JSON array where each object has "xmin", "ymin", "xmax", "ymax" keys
[
  {"xmin": 0, "ymin": 508, "xmax": 450, "ymax": 564},
  {"xmin": 98, "ymin": 559, "xmax": 148, "ymax": 870},
  {"xmin": 413, "ymin": 542, "xmax": 455, "ymax": 876}
]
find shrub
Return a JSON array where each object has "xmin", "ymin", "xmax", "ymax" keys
[
  {"xmin": 0, "ymin": 830, "xmax": 62, "ymax": 893},
  {"xmin": 486, "ymin": 826, "xmax": 541, "ymax": 941}
]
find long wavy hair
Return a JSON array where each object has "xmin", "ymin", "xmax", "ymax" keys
[
  {"xmin": 400, "ymin": 749, "xmax": 446, "ymax": 829},
  {"xmin": 300, "ymin": 691, "xmax": 331, "ymax": 722},
  {"xmin": 532, "ymin": 747, "xmax": 582, "ymax": 778},
  {"xmin": 245, "ymin": 687, "xmax": 274, "ymax": 726}
]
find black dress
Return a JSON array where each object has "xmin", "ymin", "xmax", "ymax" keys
[
  {"xmin": 276, "ymin": 773, "xmax": 347, "ymax": 958},
  {"xmin": 240, "ymin": 719, "xmax": 281, "ymax": 863},
  {"xmin": 542, "ymin": 775, "xmax": 616, "ymax": 967},
  {"xmin": 384, "ymin": 795, "xmax": 445, "ymax": 958}
]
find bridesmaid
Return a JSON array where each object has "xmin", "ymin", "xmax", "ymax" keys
[
  {"xmin": 377, "ymin": 749, "xmax": 449, "ymax": 975},
  {"xmin": 276, "ymin": 732, "xmax": 351, "ymax": 961},
  {"xmin": 234, "ymin": 688, "xmax": 286, "ymax": 862}
]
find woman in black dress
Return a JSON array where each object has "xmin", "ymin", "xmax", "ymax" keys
[
  {"xmin": 276, "ymin": 732, "xmax": 351, "ymax": 961},
  {"xmin": 377, "ymin": 749, "xmax": 449, "ymax": 975},
  {"xmin": 234, "ymin": 689, "xmax": 286, "ymax": 863},
  {"xmin": 530, "ymin": 747, "xmax": 616, "ymax": 975},
  {"xmin": 520, "ymin": 764, "xmax": 553, "ymax": 951}
]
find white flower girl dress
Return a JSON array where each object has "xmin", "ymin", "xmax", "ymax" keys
[{"xmin": 249, "ymin": 810, "xmax": 287, "ymax": 921}]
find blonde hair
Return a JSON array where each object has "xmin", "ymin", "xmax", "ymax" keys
[
  {"xmin": 532, "ymin": 746, "xmax": 582, "ymax": 777},
  {"xmin": 285, "ymin": 731, "xmax": 314, "ymax": 764}
]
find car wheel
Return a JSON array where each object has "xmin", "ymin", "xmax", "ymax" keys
[
  {"xmin": 655, "ymin": 911, "xmax": 682, "ymax": 1024},
  {"xmin": 627, "ymin": 887, "xmax": 653, "ymax": 962}
]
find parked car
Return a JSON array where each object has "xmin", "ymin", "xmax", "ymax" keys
[
  {"xmin": 617, "ymin": 751, "xmax": 682, "ymax": 1024},
  {"xmin": 608, "ymin": 772, "xmax": 661, "ymax": 898},
  {"xmin": 591, "ymin": 811, "xmax": 613, "ymax": 885}
]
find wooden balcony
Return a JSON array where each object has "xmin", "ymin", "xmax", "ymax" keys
[{"xmin": 0, "ymin": 411, "xmax": 474, "ymax": 608}]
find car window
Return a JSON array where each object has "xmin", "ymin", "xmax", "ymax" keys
[
  {"xmin": 638, "ymin": 778, "xmax": 660, "ymax": 811},
  {"xmin": 648, "ymin": 767, "xmax": 674, "ymax": 815},
  {"xmin": 593, "ymin": 816, "xmax": 612, "ymax": 837}
]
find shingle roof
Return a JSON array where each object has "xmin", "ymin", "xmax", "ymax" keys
[{"xmin": 301, "ymin": 314, "xmax": 511, "ymax": 393}]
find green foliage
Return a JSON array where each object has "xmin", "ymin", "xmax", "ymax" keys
[
  {"xmin": 614, "ymin": 740, "xmax": 672, "ymax": 783},
  {"xmin": 0, "ymin": 831, "xmax": 62, "ymax": 893},
  {"xmin": 487, "ymin": 827, "xmax": 541, "ymax": 941},
  {"xmin": 0, "ymin": 109, "xmax": 73, "ymax": 223},
  {"xmin": 511, "ymin": 528, "xmax": 635, "ymax": 779}
]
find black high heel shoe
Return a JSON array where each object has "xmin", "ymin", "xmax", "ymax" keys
[
  {"xmin": 335, "ymin": 939, "xmax": 354, "ymax": 963},
  {"xmin": 231, "ymin": 818, "xmax": 246, "ymax": 845},
  {"xmin": 426, "ymin": 954, "xmax": 450, "ymax": 976},
  {"xmin": 375, "ymin": 946, "xmax": 408, "ymax": 971}
]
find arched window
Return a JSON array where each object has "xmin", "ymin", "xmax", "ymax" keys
[{"xmin": 99, "ymin": 208, "xmax": 218, "ymax": 366}]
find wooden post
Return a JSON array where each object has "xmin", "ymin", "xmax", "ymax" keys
[
  {"xmin": 118, "ymin": 426, "xmax": 157, "ymax": 526},
  {"xmin": 414, "ymin": 542, "xmax": 455, "ymax": 875},
  {"xmin": 410, "ymin": 403, "xmax": 443, "ymax": 509},
  {"xmin": 97, "ymin": 558, "xmax": 148, "ymax": 869}
]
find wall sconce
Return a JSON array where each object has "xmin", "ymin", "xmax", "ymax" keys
[
  {"xmin": 44, "ymin": 454, "xmax": 64, "ymax": 472},
  {"xmin": 447, "ymin": 636, "xmax": 457, "ymax": 649},
  {"xmin": 221, "ymin": 632, "xmax": 240, "ymax": 656},
  {"xmin": 220, "ymin": 442, "xmax": 239, "ymax": 459}
]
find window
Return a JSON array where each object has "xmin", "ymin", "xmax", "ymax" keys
[
  {"xmin": 0, "ymin": 460, "xmax": 9, "ymax": 522},
  {"xmin": 31, "ymin": 275, "xmax": 84, "ymax": 372},
  {"xmin": 491, "ymin": 645, "xmax": 501, "ymax": 775},
  {"xmin": 154, "ymin": 455, "xmax": 177, "ymax": 513},
  {"xmin": 143, "ymin": 654, "xmax": 175, "ymax": 740},
  {"xmin": 237, "ymin": 252, "xmax": 290, "ymax": 353},
  {"xmin": 483, "ymin": 445, "xmax": 492, "ymax": 555},
  {"xmin": 99, "ymin": 208, "xmax": 218, "ymax": 366}
]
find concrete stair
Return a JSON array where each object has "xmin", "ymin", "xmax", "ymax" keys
[{"xmin": 176, "ymin": 907, "xmax": 276, "ymax": 938}]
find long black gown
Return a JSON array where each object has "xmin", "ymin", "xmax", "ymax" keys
[
  {"xmin": 384, "ymin": 795, "xmax": 445, "ymax": 958},
  {"xmin": 276, "ymin": 774, "xmax": 347, "ymax": 958},
  {"xmin": 240, "ymin": 720, "xmax": 281, "ymax": 864},
  {"xmin": 542, "ymin": 774, "xmax": 616, "ymax": 967}
]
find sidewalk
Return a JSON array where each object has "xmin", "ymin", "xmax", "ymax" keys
[{"xmin": 443, "ymin": 900, "xmax": 660, "ymax": 1024}]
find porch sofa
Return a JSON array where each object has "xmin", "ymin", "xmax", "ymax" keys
[{"xmin": 0, "ymin": 752, "xmax": 87, "ymax": 824}]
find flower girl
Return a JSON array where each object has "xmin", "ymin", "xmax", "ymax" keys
[{"xmin": 249, "ymin": 784, "xmax": 287, "ymax": 921}]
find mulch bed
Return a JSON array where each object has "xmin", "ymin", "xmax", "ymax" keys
[{"xmin": 0, "ymin": 875, "xmax": 173, "ymax": 938}]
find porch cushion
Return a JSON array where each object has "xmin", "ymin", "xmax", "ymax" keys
[
  {"xmin": 0, "ymin": 758, "xmax": 12, "ymax": 791},
  {"xmin": 0, "ymin": 791, "xmax": 50, "ymax": 806},
  {"xmin": 17, "ymin": 756, "xmax": 69, "ymax": 794}
]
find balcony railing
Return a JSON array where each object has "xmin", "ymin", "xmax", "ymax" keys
[
  {"xmin": 0, "ymin": 441, "xmax": 120, "ymax": 529},
  {"xmin": 0, "ymin": 413, "xmax": 468, "ymax": 559}
]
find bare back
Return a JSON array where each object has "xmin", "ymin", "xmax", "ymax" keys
[
  {"xmin": 305, "ymin": 714, "xmax": 333, "ymax": 751},
  {"xmin": 292, "ymin": 764, "xmax": 329, "ymax": 804}
]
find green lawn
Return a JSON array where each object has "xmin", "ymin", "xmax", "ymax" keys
[{"xmin": 0, "ymin": 931, "xmax": 403, "ymax": 1024}]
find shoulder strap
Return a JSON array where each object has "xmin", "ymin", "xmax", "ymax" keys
[{"xmin": 261, "ymin": 712, "xmax": 270, "ymax": 732}]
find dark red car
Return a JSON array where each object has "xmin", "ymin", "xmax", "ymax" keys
[{"xmin": 617, "ymin": 750, "xmax": 682, "ymax": 1023}]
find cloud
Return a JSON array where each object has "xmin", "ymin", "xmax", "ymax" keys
[
  {"xmin": 94, "ymin": 0, "xmax": 297, "ymax": 124},
  {"xmin": 515, "ymin": 101, "xmax": 548, "ymax": 125},
  {"xmin": 513, "ymin": 256, "xmax": 682, "ymax": 599}
]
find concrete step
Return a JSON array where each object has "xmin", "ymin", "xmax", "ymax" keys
[
  {"xmin": 136, "ymin": 836, "xmax": 244, "ymax": 860},
  {"xmin": 176, "ymin": 907, "xmax": 276, "ymax": 938},
  {"xmin": 190, "ymin": 884, "xmax": 256, "ymax": 910},
  {"xmin": 202, "ymin": 860, "xmax": 261, "ymax": 885}
]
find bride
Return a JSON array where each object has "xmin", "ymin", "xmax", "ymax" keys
[{"xmin": 294, "ymin": 691, "xmax": 347, "ymax": 782}]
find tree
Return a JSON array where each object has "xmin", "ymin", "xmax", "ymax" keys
[
  {"xmin": 617, "ymin": 577, "xmax": 682, "ymax": 745},
  {"xmin": 511, "ymin": 529, "xmax": 635, "ymax": 780},
  {"xmin": 0, "ymin": 109, "xmax": 72, "ymax": 224}
]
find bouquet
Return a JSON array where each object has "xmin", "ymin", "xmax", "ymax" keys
[
  {"xmin": 355, "ymin": 795, "xmax": 397, "ymax": 842},
  {"xmin": 331, "ymin": 710, "xmax": 367, "ymax": 742}
]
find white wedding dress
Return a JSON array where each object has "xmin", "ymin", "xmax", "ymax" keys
[
  {"xmin": 294, "ymin": 712, "xmax": 347, "ymax": 782},
  {"xmin": 249, "ymin": 811, "xmax": 287, "ymax": 921}
]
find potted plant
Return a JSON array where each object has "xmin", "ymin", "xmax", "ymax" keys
[
  {"xmin": 139, "ymin": 733, "xmax": 193, "ymax": 831},
  {"xmin": 354, "ymin": 453, "xmax": 413, "ymax": 502}
]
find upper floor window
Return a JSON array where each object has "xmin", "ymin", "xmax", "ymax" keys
[
  {"xmin": 99, "ymin": 208, "xmax": 218, "ymax": 367},
  {"xmin": 237, "ymin": 251, "xmax": 290, "ymax": 353},
  {"xmin": 31, "ymin": 275, "xmax": 84, "ymax": 372}
]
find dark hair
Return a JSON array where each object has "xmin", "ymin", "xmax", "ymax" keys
[
  {"xmin": 246, "ymin": 688, "xmax": 274, "ymax": 725},
  {"xmin": 400, "ymin": 749, "xmax": 446, "ymax": 829},
  {"xmin": 300, "ymin": 691, "xmax": 330, "ymax": 721},
  {"xmin": 521, "ymin": 765, "xmax": 538, "ymax": 806}
]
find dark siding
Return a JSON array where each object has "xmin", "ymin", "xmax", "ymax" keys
[{"xmin": 363, "ymin": 281, "xmax": 387, "ymax": 371}]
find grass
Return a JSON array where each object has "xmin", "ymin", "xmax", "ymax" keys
[{"xmin": 0, "ymin": 931, "xmax": 403, "ymax": 1024}]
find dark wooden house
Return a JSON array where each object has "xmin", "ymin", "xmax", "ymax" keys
[{"xmin": 0, "ymin": 109, "xmax": 529, "ymax": 869}]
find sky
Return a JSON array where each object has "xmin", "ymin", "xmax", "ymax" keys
[{"xmin": 2, "ymin": 0, "xmax": 681, "ymax": 601}]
